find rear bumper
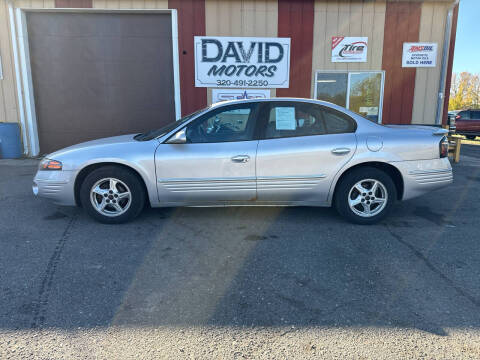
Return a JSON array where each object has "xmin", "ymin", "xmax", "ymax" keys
[
  {"xmin": 33, "ymin": 170, "xmax": 77, "ymax": 206},
  {"xmin": 393, "ymin": 158, "xmax": 453, "ymax": 200}
]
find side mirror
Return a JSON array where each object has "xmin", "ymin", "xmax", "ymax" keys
[{"xmin": 166, "ymin": 128, "xmax": 187, "ymax": 144}]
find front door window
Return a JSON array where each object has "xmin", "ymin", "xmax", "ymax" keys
[
  {"xmin": 315, "ymin": 71, "xmax": 385, "ymax": 123},
  {"xmin": 185, "ymin": 104, "xmax": 256, "ymax": 143}
]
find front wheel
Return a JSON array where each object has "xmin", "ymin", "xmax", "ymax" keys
[
  {"xmin": 466, "ymin": 135, "xmax": 477, "ymax": 140},
  {"xmin": 80, "ymin": 166, "xmax": 146, "ymax": 224},
  {"xmin": 334, "ymin": 167, "xmax": 397, "ymax": 225}
]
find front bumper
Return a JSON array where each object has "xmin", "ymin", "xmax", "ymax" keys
[
  {"xmin": 393, "ymin": 157, "xmax": 453, "ymax": 200},
  {"xmin": 33, "ymin": 169, "xmax": 77, "ymax": 206}
]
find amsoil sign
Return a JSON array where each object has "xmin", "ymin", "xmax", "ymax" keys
[
  {"xmin": 402, "ymin": 43, "xmax": 437, "ymax": 67},
  {"xmin": 331, "ymin": 36, "xmax": 368, "ymax": 63},
  {"xmin": 194, "ymin": 36, "xmax": 291, "ymax": 88}
]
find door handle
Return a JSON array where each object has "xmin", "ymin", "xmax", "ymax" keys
[
  {"xmin": 231, "ymin": 155, "xmax": 250, "ymax": 163},
  {"xmin": 331, "ymin": 148, "xmax": 351, "ymax": 155}
]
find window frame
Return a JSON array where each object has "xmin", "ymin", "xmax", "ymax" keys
[
  {"xmin": 255, "ymin": 101, "xmax": 357, "ymax": 141},
  {"xmin": 181, "ymin": 102, "xmax": 260, "ymax": 144}
]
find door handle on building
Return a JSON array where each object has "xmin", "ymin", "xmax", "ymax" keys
[
  {"xmin": 231, "ymin": 155, "xmax": 250, "ymax": 163},
  {"xmin": 331, "ymin": 148, "xmax": 351, "ymax": 155}
]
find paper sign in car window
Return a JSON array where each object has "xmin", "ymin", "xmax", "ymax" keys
[{"xmin": 275, "ymin": 107, "xmax": 296, "ymax": 130}]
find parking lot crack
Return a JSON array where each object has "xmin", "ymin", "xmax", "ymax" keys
[
  {"xmin": 385, "ymin": 225, "xmax": 480, "ymax": 308},
  {"xmin": 30, "ymin": 215, "xmax": 77, "ymax": 328}
]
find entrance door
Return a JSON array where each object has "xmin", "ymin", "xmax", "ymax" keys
[
  {"xmin": 155, "ymin": 103, "xmax": 259, "ymax": 204},
  {"xmin": 26, "ymin": 12, "xmax": 176, "ymax": 154},
  {"xmin": 315, "ymin": 71, "xmax": 384, "ymax": 123}
]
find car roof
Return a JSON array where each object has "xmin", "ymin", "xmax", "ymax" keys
[{"xmin": 209, "ymin": 97, "xmax": 339, "ymax": 109}]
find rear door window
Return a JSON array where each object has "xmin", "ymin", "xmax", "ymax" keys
[
  {"xmin": 471, "ymin": 110, "xmax": 480, "ymax": 120},
  {"xmin": 262, "ymin": 102, "xmax": 326, "ymax": 139},
  {"xmin": 459, "ymin": 111, "xmax": 471, "ymax": 120},
  {"xmin": 259, "ymin": 102, "xmax": 356, "ymax": 139}
]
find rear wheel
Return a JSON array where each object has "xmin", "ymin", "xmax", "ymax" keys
[
  {"xmin": 334, "ymin": 167, "xmax": 397, "ymax": 225},
  {"xmin": 466, "ymin": 135, "xmax": 477, "ymax": 140},
  {"xmin": 80, "ymin": 166, "xmax": 146, "ymax": 224}
]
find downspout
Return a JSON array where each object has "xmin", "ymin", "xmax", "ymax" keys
[
  {"xmin": 435, "ymin": 0, "xmax": 460, "ymax": 125},
  {"xmin": 7, "ymin": 0, "xmax": 29, "ymax": 155}
]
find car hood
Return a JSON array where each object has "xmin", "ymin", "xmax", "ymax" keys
[{"xmin": 46, "ymin": 134, "xmax": 139, "ymax": 159}]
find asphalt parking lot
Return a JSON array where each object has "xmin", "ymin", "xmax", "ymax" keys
[{"xmin": 1, "ymin": 144, "xmax": 480, "ymax": 359}]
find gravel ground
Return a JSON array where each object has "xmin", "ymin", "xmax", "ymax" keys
[
  {"xmin": 1, "ymin": 145, "xmax": 480, "ymax": 359},
  {"xmin": 2, "ymin": 327, "xmax": 480, "ymax": 359}
]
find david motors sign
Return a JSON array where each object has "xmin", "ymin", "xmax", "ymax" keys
[
  {"xmin": 402, "ymin": 43, "xmax": 437, "ymax": 67},
  {"xmin": 331, "ymin": 36, "xmax": 368, "ymax": 63},
  {"xmin": 194, "ymin": 36, "xmax": 291, "ymax": 88}
]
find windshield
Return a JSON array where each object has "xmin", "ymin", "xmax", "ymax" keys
[{"xmin": 134, "ymin": 107, "xmax": 209, "ymax": 141}]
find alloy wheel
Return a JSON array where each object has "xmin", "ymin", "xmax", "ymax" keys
[
  {"xmin": 90, "ymin": 177, "xmax": 132, "ymax": 217},
  {"xmin": 347, "ymin": 179, "xmax": 388, "ymax": 218}
]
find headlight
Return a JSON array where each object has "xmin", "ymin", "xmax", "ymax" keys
[{"xmin": 39, "ymin": 158, "xmax": 62, "ymax": 170}]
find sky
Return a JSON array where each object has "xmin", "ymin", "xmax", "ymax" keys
[{"xmin": 452, "ymin": 0, "xmax": 480, "ymax": 74}]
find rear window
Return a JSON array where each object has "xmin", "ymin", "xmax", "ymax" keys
[{"xmin": 458, "ymin": 111, "xmax": 471, "ymax": 120}]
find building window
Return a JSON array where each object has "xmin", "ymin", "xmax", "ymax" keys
[{"xmin": 314, "ymin": 71, "xmax": 385, "ymax": 123}]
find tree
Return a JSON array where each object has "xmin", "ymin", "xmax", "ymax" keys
[{"xmin": 449, "ymin": 72, "xmax": 480, "ymax": 110}]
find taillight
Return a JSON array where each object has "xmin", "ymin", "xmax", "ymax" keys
[
  {"xmin": 455, "ymin": 115, "xmax": 461, "ymax": 120},
  {"xmin": 439, "ymin": 136, "xmax": 449, "ymax": 158}
]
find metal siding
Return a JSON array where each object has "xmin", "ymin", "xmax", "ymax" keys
[
  {"xmin": 0, "ymin": 0, "xmax": 19, "ymax": 124},
  {"xmin": 337, "ymin": 0, "xmax": 350, "ymax": 70},
  {"xmin": 55, "ymin": 0, "xmax": 93, "ymax": 7},
  {"xmin": 276, "ymin": 0, "xmax": 314, "ymax": 98},
  {"xmin": 381, "ymin": 1, "xmax": 421, "ymax": 125},
  {"xmin": 118, "ymin": 1, "xmax": 134, "ymax": 9},
  {"xmin": 14, "ymin": 0, "xmax": 54, "ymax": 7},
  {"xmin": 15, "ymin": 0, "xmax": 32, "ymax": 6},
  {"xmin": 324, "ymin": 1, "xmax": 339, "ymax": 71},
  {"xmin": 206, "ymin": 0, "xmax": 278, "ymax": 41},
  {"xmin": 0, "ymin": 0, "xmax": 457, "ymax": 145},
  {"xmin": 205, "ymin": 0, "xmax": 278, "ymax": 104},
  {"xmin": 311, "ymin": 0, "xmax": 386, "ymax": 96},
  {"xmin": 412, "ymin": 1, "xmax": 449, "ymax": 124},
  {"xmin": 93, "ymin": 0, "xmax": 168, "ymax": 8},
  {"xmin": 348, "ymin": 1, "xmax": 363, "ymax": 72},
  {"xmin": 371, "ymin": 0, "xmax": 386, "ymax": 71},
  {"xmin": 169, "ymin": 0, "xmax": 206, "ymax": 116}
]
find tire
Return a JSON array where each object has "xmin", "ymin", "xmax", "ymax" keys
[
  {"xmin": 334, "ymin": 167, "xmax": 397, "ymax": 225},
  {"xmin": 80, "ymin": 166, "xmax": 146, "ymax": 224},
  {"xmin": 466, "ymin": 135, "xmax": 477, "ymax": 140}
]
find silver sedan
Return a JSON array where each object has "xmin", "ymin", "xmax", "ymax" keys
[{"xmin": 33, "ymin": 98, "xmax": 453, "ymax": 224}]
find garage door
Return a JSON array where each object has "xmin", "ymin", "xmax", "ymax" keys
[{"xmin": 26, "ymin": 12, "xmax": 176, "ymax": 154}]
